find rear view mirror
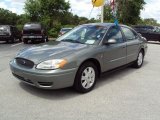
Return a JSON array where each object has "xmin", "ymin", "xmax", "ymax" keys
[{"xmin": 104, "ymin": 39, "xmax": 117, "ymax": 44}]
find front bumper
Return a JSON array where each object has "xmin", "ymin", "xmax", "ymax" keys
[
  {"xmin": 22, "ymin": 35, "xmax": 43, "ymax": 39},
  {"xmin": 10, "ymin": 60, "xmax": 77, "ymax": 89},
  {"xmin": 0, "ymin": 36, "xmax": 11, "ymax": 41}
]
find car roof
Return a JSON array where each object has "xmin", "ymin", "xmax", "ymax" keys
[
  {"xmin": 24, "ymin": 22, "xmax": 41, "ymax": 25},
  {"xmin": 82, "ymin": 23, "xmax": 115, "ymax": 27},
  {"xmin": 0, "ymin": 25, "xmax": 15, "ymax": 27},
  {"xmin": 82, "ymin": 23, "xmax": 130, "ymax": 28}
]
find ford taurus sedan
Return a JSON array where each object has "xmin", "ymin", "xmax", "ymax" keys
[{"xmin": 10, "ymin": 23, "xmax": 148, "ymax": 93}]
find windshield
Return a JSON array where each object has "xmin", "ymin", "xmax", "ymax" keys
[{"xmin": 57, "ymin": 25, "xmax": 107, "ymax": 45}]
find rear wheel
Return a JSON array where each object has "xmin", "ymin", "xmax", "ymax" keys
[
  {"xmin": 133, "ymin": 50, "xmax": 144, "ymax": 68},
  {"xmin": 11, "ymin": 37, "xmax": 16, "ymax": 43},
  {"xmin": 74, "ymin": 62, "xmax": 98, "ymax": 93}
]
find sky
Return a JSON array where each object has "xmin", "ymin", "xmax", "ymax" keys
[{"xmin": 0, "ymin": 0, "xmax": 160, "ymax": 23}]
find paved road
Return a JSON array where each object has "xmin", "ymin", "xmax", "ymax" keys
[{"xmin": 0, "ymin": 41, "xmax": 160, "ymax": 120}]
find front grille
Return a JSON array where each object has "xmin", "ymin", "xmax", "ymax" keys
[
  {"xmin": 16, "ymin": 58, "xmax": 34, "ymax": 68},
  {"xmin": 13, "ymin": 73, "xmax": 33, "ymax": 84}
]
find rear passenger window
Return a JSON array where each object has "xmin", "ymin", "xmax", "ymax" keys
[{"xmin": 121, "ymin": 27, "xmax": 137, "ymax": 41}]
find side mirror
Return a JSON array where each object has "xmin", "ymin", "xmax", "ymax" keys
[
  {"xmin": 104, "ymin": 39, "xmax": 117, "ymax": 45},
  {"xmin": 142, "ymin": 37, "xmax": 147, "ymax": 41},
  {"xmin": 138, "ymin": 33, "xmax": 142, "ymax": 37}
]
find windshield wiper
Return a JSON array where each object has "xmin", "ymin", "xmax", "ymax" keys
[{"xmin": 61, "ymin": 39, "xmax": 84, "ymax": 44}]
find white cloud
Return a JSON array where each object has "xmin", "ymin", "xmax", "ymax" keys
[
  {"xmin": 68, "ymin": 0, "xmax": 100, "ymax": 19},
  {"xmin": 141, "ymin": 0, "xmax": 160, "ymax": 23},
  {"xmin": 0, "ymin": 2, "xmax": 7, "ymax": 9}
]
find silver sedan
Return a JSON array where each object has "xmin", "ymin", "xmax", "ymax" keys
[{"xmin": 10, "ymin": 23, "xmax": 148, "ymax": 93}]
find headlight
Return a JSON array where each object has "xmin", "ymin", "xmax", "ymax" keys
[{"xmin": 36, "ymin": 59, "xmax": 67, "ymax": 70}]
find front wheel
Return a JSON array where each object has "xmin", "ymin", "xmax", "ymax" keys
[
  {"xmin": 74, "ymin": 62, "xmax": 98, "ymax": 93},
  {"xmin": 133, "ymin": 50, "xmax": 144, "ymax": 68}
]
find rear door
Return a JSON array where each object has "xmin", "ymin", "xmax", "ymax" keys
[
  {"xmin": 121, "ymin": 26, "xmax": 141, "ymax": 63},
  {"xmin": 102, "ymin": 26, "xmax": 127, "ymax": 71}
]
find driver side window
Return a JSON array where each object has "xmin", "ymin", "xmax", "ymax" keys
[{"xmin": 105, "ymin": 26, "xmax": 124, "ymax": 43}]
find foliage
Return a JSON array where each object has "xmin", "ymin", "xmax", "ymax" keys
[
  {"xmin": 0, "ymin": 8, "xmax": 18, "ymax": 25},
  {"xmin": 138, "ymin": 18, "xmax": 160, "ymax": 26},
  {"xmin": 104, "ymin": 4, "xmax": 114, "ymax": 23},
  {"xmin": 48, "ymin": 28, "xmax": 58, "ymax": 38},
  {"xmin": 117, "ymin": 0, "xmax": 146, "ymax": 25}
]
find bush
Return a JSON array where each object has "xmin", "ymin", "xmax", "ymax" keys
[
  {"xmin": 62, "ymin": 24, "xmax": 76, "ymax": 28},
  {"xmin": 16, "ymin": 24, "xmax": 23, "ymax": 31},
  {"xmin": 48, "ymin": 22, "xmax": 62, "ymax": 38},
  {"xmin": 48, "ymin": 28, "xmax": 58, "ymax": 38}
]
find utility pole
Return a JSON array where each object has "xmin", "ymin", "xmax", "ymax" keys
[{"xmin": 101, "ymin": 5, "xmax": 104, "ymax": 23}]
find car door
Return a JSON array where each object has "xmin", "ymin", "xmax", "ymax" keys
[
  {"xmin": 121, "ymin": 26, "xmax": 141, "ymax": 64},
  {"xmin": 150, "ymin": 26, "xmax": 160, "ymax": 41},
  {"xmin": 102, "ymin": 26, "xmax": 127, "ymax": 71}
]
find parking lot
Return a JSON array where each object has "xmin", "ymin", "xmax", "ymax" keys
[{"xmin": 0, "ymin": 41, "xmax": 160, "ymax": 120}]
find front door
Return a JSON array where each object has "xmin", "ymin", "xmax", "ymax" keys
[{"xmin": 102, "ymin": 26, "xmax": 127, "ymax": 71}]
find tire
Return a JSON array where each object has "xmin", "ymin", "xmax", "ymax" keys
[
  {"xmin": 132, "ymin": 50, "xmax": 144, "ymax": 68},
  {"xmin": 74, "ymin": 62, "xmax": 98, "ymax": 93},
  {"xmin": 42, "ymin": 36, "xmax": 48, "ymax": 43},
  {"xmin": 23, "ymin": 39, "xmax": 28, "ymax": 44},
  {"xmin": 11, "ymin": 37, "xmax": 16, "ymax": 43},
  {"xmin": 46, "ymin": 37, "xmax": 49, "ymax": 42},
  {"xmin": 19, "ymin": 37, "xmax": 22, "ymax": 42}
]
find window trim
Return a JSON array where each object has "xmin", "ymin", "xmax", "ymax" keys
[{"xmin": 102, "ymin": 25, "xmax": 125, "ymax": 44}]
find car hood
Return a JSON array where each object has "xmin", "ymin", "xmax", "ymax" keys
[{"xmin": 16, "ymin": 41, "xmax": 89, "ymax": 64}]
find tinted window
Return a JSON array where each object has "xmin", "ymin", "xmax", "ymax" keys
[
  {"xmin": 105, "ymin": 26, "xmax": 123, "ymax": 43},
  {"xmin": 121, "ymin": 27, "xmax": 136, "ymax": 41}
]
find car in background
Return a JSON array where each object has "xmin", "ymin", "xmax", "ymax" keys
[
  {"xmin": 10, "ymin": 23, "xmax": 147, "ymax": 93},
  {"xmin": 22, "ymin": 23, "xmax": 48, "ymax": 44},
  {"xmin": 132, "ymin": 25, "xmax": 160, "ymax": 42},
  {"xmin": 58, "ymin": 28, "xmax": 72, "ymax": 37},
  {"xmin": 0, "ymin": 25, "xmax": 21, "ymax": 43}
]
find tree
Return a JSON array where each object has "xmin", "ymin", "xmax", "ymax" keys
[
  {"xmin": 25, "ymin": 0, "xmax": 70, "ymax": 28},
  {"xmin": 24, "ymin": 0, "xmax": 41, "ymax": 22},
  {"xmin": 104, "ymin": 4, "xmax": 114, "ymax": 22},
  {"xmin": 117, "ymin": 0, "xmax": 145, "ymax": 25},
  {"xmin": 138, "ymin": 18, "xmax": 160, "ymax": 26},
  {"xmin": 0, "ymin": 8, "xmax": 18, "ymax": 25}
]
